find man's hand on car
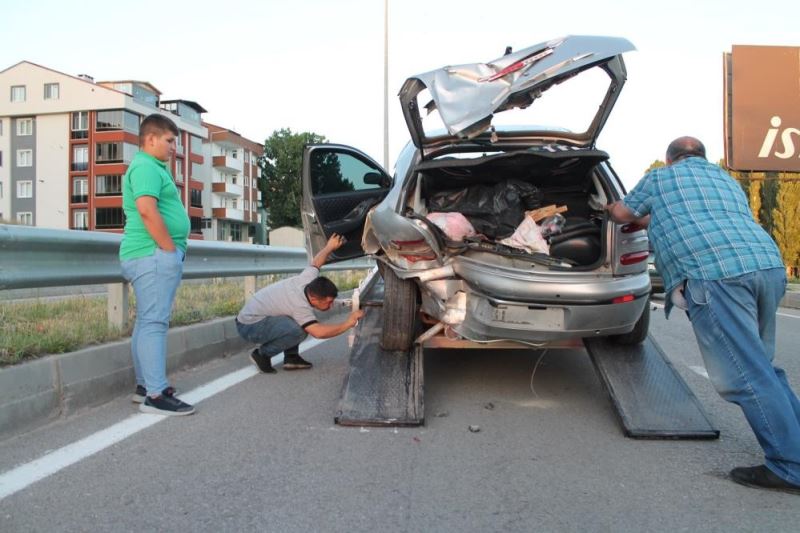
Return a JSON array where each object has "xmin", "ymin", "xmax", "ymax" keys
[{"xmin": 326, "ymin": 233, "xmax": 347, "ymax": 251}]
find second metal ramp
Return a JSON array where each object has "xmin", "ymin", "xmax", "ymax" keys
[
  {"xmin": 584, "ymin": 336, "xmax": 719, "ymax": 439},
  {"xmin": 335, "ymin": 277, "xmax": 423, "ymax": 426}
]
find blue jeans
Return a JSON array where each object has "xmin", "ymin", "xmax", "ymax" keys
[
  {"xmin": 685, "ymin": 268, "xmax": 800, "ymax": 484},
  {"xmin": 120, "ymin": 248, "xmax": 184, "ymax": 396},
  {"xmin": 235, "ymin": 316, "xmax": 307, "ymax": 357}
]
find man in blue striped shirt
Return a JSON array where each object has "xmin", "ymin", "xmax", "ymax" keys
[{"xmin": 606, "ymin": 136, "xmax": 800, "ymax": 495}]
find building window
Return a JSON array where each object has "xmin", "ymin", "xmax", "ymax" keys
[
  {"xmin": 175, "ymin": 134, "xmax": 184, "ymax": 155},
  {"xmin": 244, "ymin": 176, "xmax": 249, "ymax": 187},
  {"xmin": 231, "ymin": 223, "xmax": 242, "ymax": 241},
  {"xmin": 174, "ymin": 160, "xmax": 184, "ymax": 182},
  {"xmin": 96, "ymin": 174, "xmax": 122, "ymax": 196},
  {"xmin": 96, "ymin": 110, "xmax": 139, "ymax": 132},
  {"xmin": 190, "ymin": 188, "xmax": 202, "ymax": 208},
  {"xmin": 190, "ymin": 216, "xmax": 202, "ymax": 234},
  {"xmin": 244, "ymin": 200, "xmax": 250, "ymax": 212},
  {"xmin": 202, "ymin": 217, "xmax": 212, "ymax": 229},
  {"xmin": 72, "ymin": 209, "xmax": 88, "ymax": 230},
  {"xmin": 96, "ymin": 142, "xmax": 123, "ymax": 163},
  {"xmin": 72, "ymin": 145, "xmax": 89, "ymax": 171},
  {"xmin": 0, "ymin": 119, "xmax": 3, "ymax": 136},
  {"xmin": 17, "ymin": 180, "xmax": 33, "ymax": 198},
  {"xmin": 16, "ymin": 149, "xmax": 33, "ymax": 167},
  {"xmin": 44, "ymin": 83, "xmax": 60, "ymax": 100},
  {"xmin": 191, "ymin": 162, "xmax": 202, "ymax": 180},
  {"xmin": 72, "ymin": 177, "xmax": 88, "ymax": 203},
  {"xmin": 16, "ymin": 118, "xmax": 33, "ymax": 136},
  {"xmin": 0, "ymin": 151, "xmax": 3, "ymax": 167},
  {"xmin": 190, "ymin": 135, "xmax": 203, "ymax": 155},
  {"xmin": 10, "ymin": 86, "xmax": 26, "ymax": 102},
  {"xmin": 71, "ymin": 112, "xmax": 89, "ymax": 139},
  {"xmin": 17, "ymin": 212, "xmax": 33, "ymax": 225},
  {"xmin": 95, "ymin": 207, "xmax": 124, "ymax": 229}
]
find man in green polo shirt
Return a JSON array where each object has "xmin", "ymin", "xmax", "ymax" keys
[{"xmin": 120, "ymin": 114, "xmax": 194, "ymax": 416}]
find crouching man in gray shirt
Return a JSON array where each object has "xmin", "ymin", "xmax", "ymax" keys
[{"xmin": 236, "ymin": 234, "xmax": 365, "ymax": 372}]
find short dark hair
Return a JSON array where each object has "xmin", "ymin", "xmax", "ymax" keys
[
  {"xmin": 306, "ymin": 276, "xmax": 338, "ymax": 299},
  {"xmin": 666, "ymin": 136, "xmax": 706, "ymax": 163},
  {"xmin": 139, "ymin": 114, "xmax": 179, "ymax": 145}
]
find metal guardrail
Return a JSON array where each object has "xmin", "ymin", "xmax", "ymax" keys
[{"xmin": 0, "ymin": 224, "xmax": 373, "ymax": 327}]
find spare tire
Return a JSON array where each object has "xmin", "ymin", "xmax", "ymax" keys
[{"xmin": 380, "ymin": 267, "xmax": 419, "ymax": 351}]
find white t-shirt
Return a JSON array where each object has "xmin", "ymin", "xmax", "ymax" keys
[{"xmin": 236, "ymin": 266, "xmax": 320, "ymax": 327}]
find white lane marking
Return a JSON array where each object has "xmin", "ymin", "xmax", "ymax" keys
[
  {"xmin": 0, "ymin": 337, "xmax": 329, "ymax": 501},
  {"xmin": 689, "ymin": 365, "xmax": 709, "ymax": 379}
]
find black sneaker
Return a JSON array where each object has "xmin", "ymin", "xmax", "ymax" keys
[
  {"xmin": 283, "ymin": 353, "xmax": 312, "ymax": 370},
  {"xmin": 131, "ymin": 385, "xmax": 177, "ymax": 404},
  {"xmin": 730, "ymin": 465, "xmax": 800, "ymax": 495},
  {"xmin": 139, "ymin": 394, "xmax": 195, "ymax": 416},
  {"xmin": 249, "ymin": 349, "xmax": 276, "ymax": 373}
]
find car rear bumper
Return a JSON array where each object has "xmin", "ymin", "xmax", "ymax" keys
[{"xmin": 450, "ymin": 288, "xmax": 649, "ymax": 343}]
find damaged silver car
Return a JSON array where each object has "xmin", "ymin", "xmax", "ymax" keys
[{"xmin": 301, "ymin": 35, "xmax": 651, "ymax": 351}]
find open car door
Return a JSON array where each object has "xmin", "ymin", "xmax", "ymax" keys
[{"xmin": 301, "ymin": 144, "xmax": 392, "ymax": 262}]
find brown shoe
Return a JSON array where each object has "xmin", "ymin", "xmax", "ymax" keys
[{"xmin": 730, "ymin": 465, "xmax": 800, "ymax": 495}]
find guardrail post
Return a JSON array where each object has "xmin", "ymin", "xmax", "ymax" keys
[
  {"xmin": 244, "ymin": 275, "xmax": 256, "ymax": 301},
  {"xmin": 107, "ymin": 282, "xmax": 129, "ymax": 330}
]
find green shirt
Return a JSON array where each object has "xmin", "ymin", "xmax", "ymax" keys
[{"xmin": 119, "ymin": 152, "xmax": 190, "ymax": 261}]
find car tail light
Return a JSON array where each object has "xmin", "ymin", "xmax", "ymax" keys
[
  {"xmin": 621, "ymin": 222, "xmax": 647, "ymax": 233},
  {"xmin": 620, "ymin": 251, "xmax": 649, "ymax": 265},
  {"xmin": 612, "ymin": 294, "xmax": 635, "ymax": 304},
  {"xmin": 390, "ymin": 239, "xmax": 437, "ymax": 263}
]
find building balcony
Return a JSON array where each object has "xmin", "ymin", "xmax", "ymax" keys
[
  {"xmin": 212, "ymin": 155, "xmax": 243, "ymax": 173},
  {"xmin": 211, "ymin": 181, "xmax": 243, "ymax": 197},
  {"xmin": 212, "ymin": 207, "xmax": 244, "ymax": 221}
]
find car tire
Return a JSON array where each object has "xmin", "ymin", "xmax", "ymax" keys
[
  {"xmin": 379, "ymin": 266, "xmax": 419, "ymax": 351},
  {"xmin": 611, "ymin": 302, "xmax": 650, "ymax": 345}
]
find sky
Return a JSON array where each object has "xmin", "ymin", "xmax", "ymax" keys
[{"xmin": 2, "ymin": 0, "xmax": 799, "ymax": 189}]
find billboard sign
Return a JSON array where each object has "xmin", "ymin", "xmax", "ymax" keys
[{"xmin": 724, "ymin": 45, "xmax": 800, "ymax": 172}]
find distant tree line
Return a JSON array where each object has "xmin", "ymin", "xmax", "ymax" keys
[
  {"xmin": 725, "ymin": 166, "xmax": 800, "ymax": 279},
  {"xmin": 638, "ymin": 160, "xmax": 800, "ymax": 278}
]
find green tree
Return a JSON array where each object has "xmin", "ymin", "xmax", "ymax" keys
[
  {"xmin": 748, "ymin": 178, "xmax": 763, "ymax": 224},
  {"xmin": 645, "ymin": 160, "xmax": 665, "ymax": 173},
  {"xmin": 260, "ymin": 128, "xmax": 327, "ymax": 228},
  {"xmin": 771, "ymin": 174, "xmax": 800, "ymax": 277},
  {"xmin": 759, "ymin": 173, "xmax": 779, "ymax": 236}
]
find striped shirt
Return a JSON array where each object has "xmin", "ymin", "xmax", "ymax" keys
[{"xmin": 623, "ymin": 157, "xmax": 783, "ymax": 315}]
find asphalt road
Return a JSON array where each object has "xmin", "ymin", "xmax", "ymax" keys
[{"xmin": 1, "ymin": 298, "xmax": 799, "ymax": 532}]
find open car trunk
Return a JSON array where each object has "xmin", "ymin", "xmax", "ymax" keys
[{"xmin": 404, "ymin": 149, "xmax": 612, "ymax": 270}]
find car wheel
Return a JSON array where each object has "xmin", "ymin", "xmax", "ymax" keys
[
  {"xmin": 380, "ymin": 266, "xmax": 419, "ymax": 351},
  {"xmin": 611, "ymin": 303, "xmax": 650, "ymax": 345}
]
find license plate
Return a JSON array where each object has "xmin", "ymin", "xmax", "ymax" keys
[{"xmin": 491, "ymin": 305, "xmax": 564, "ymax": 330}]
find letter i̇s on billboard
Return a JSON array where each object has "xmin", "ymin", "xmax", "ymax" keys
[{"xmin": 724, "ymin": 45, "xmax": 800, "ymax": 172}]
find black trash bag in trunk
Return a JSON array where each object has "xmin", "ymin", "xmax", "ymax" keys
[{"xmin": 427, "ymin": 179, "xmax": 542, "ymax": 239}]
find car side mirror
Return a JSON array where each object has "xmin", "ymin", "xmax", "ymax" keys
[{"xmin": 364, "ymin": 171, "xmax": 391, "ymax": 188}]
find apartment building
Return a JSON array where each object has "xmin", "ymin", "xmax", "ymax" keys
[
  {"xmin": 0, "ymin": 61, "xmax": 207, "ymax": 235},
  {"xmin": 203, "ymin": 122, "xmax": 263, "ymax": 243}
]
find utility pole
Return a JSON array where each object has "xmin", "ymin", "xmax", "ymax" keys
[{"xmin": 383, "ymin": 0, "xmax": 389, "ymax": 170}]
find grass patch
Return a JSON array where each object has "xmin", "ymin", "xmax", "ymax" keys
[
  {"xmin": 0, "ymin": 269, "xmax": 368, "ymax": 366},
  {"xmin": 0, "ymin": 298, "xmax": 123, "ymax": 366}
]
